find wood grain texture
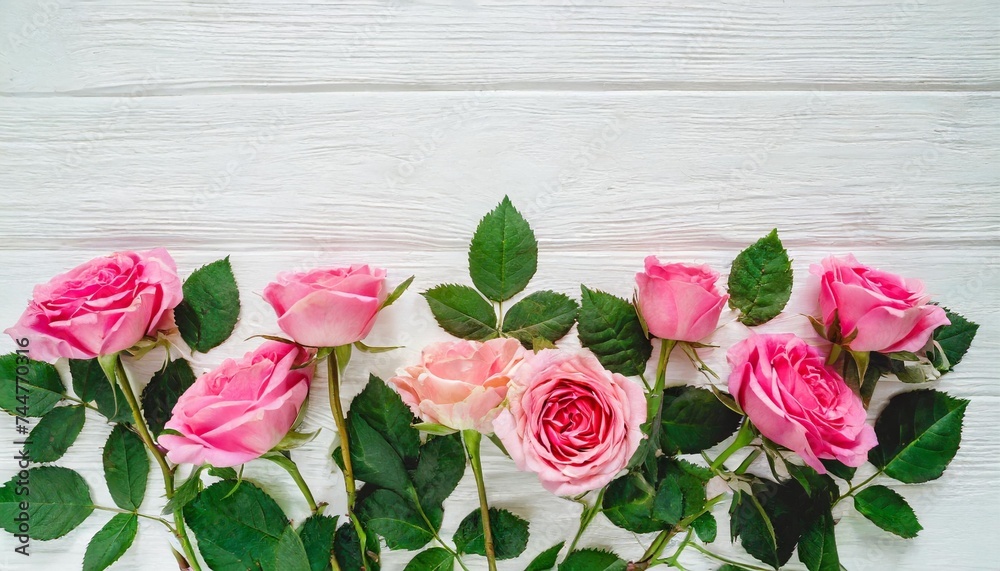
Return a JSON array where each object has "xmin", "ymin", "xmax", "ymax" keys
[
  {"xmin": 1, "ymin": 0, "xmax": 998, "ymax": 568},
  {"xmin": 0, "ymin": 247, "xmax": 998, "ymax": 570},
  {"xmin": 0, "ymin": 0, "xmax": 998, "ymax": 94},
  {"xmin": 0, "ymin": 92, "xmax": 997, "ymax": 253}
]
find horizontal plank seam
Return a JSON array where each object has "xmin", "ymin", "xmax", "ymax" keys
[{"xmin": 3, "ymin": 82, "xmax": 1000, "ymax": 98}]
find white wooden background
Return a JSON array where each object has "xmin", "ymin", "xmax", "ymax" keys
[{"xmin": 1, "ymin": 1, "xmax": 998, "ymax": 570}]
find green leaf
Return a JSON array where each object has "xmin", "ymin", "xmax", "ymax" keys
[
  {"xmin": 141, "ymin": 358, "xmax": 197, "ymax": 436},
  {"xmin": 692, "ymin": 512, "xmax": 718, "ymax": 543},
  {"xmin": 869, "ymin": 389, "xmax": 968, "ymax": 483},
  {"xmin": 727, "ymin": 229, "xmax": 793, "ymax": 326},
  {"xmin": 70, "ymin": 359, "xmax": 132, "ymax": 424},
  {"xmin": 660, "ymin": 386, "xmax": 742, "ymax": 454},
  {"xmin": 208, "ymin": 466, "xmax": 239, "ymax": 480},
  {"xmin": 422, "ymin": 284, "xmax": 499, "ymax": 340},
  {"xmin": 797, "ymin": 507, "xmax": 840, "ymax": 571},
  {"xmin": 348, "ymin": 413, "xmax": 413, "ymax": 496},
  {"xmin": 468, "ymin": 196, "xmax": 538, "ymax": 301},
  {"xmin": 175, "ymin": 256, "xmax": 241, "ymax": 353},
  {"xmin": 103, "ymin": 424, "xmax": 149, "ymax": 510},
  {"xmin": 932, "ymin": 308, "xmax": 979, "ymax": 372},
  {"xmin": 333, "ymin": 522, "xmax": 381, "ymax": 571},
  {"xmin": 404, "ymin": 547, "xmax": 454, "ymax": 571},
  {"xmin": 357, "ymin": 488, "xmax": 439, "ymax": 550},
  {"xmin": 854, "ymin": 485, "xmax": 922, "ymax": 539},
  {"xmin": 162, "ymin": 467, "xmax": 204, "ymax": 516},
  {"xmin": 501, "ymin": 290, "xmax": 579, "ymax": 348},
  {"xmin": 83, "ymin": 513, "xmax": 138, "ymax": 571},
  {"xmin": 26, "ymin": 405, "xmax": 85, "ymax": 462},
  {"xmin": 411, "ymin": 433, "xmax": 465, "ymax": 510},
  {"xmin": 729, "ymin": 479, "xmax": 809, "ymax": 569},
  {"xmin": 0, "ymin": 466, "xmax": 94, "ymax": 540},
  {"xmin": 664, "ymin": 458, "xmax": 711, "ymax": 523},
  {"xmin": 601, "ymin": 473, "xmax": 662, "ymax": 533},
  {"xmin": 297, "ymin": 514, "xmax": 339, "ymax": 571},
  {"xmin": 559, "ymin": 549, "xmax": 627, "ymax": 571},
  {"xmin": 350, "ymin": 375, "xmax": 421, "ymax": 465},
  {"xmin": 382, "ymin": 275, "xmax": 415, "ymax": 310},
  {"xmin": 524, "ymin": 541, "xmax": 565, "ymax": 571},
  {"xmin": 270, "ymin": 526, "xmax": 312, "ymax": 571},
  {"xmin": 820, "ymin": 459, "xmax": 857, "ymax": 481},
  {"xmin": 454, "ymin": 507, "xmax": 529, "ymax": 560},
  {"xmin": 651, "ymin": 473, "xmax": 683, "ymax": 526},
  {"xmin": 0, "ymin": 353, "xmax": 64, "ymax": 417},
  {"xmin": 184, "ymin": 481, "xmax": 293, "ymax": 571},
  {"xmin": 577, "ymin": 286, "xmax": 652, "ymax": 376}
]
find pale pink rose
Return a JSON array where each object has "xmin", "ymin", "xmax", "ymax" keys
[
  {"xmin": 160, "ymin": 341, "xmax": 313, "ymax": 467},
  {"xmin": 390, "ymin": 338, "xmax": 527, "ymax": 434},
  {"xmin": 494, "ymin": 350, "xmax": 646, "ymax": 496},
  {"xmin": 4, "ymin": 249, "xmax": 182, "ymax": 362},
  {"xmin": 811, "ymin": 254, "xmax": 950, "ymax": 353},
  {"xmin": 263, "ymin": 265, "xmax": 388, "ymax": 347},
  {"xmin": 635, "ymin": 257, "xmax": 728, "ymax": 342},
  {"xmin": 727, "ymin": 333, "xmax": 877, "ymax": 472}
]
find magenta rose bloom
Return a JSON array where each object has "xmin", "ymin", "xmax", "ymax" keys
[
  {"xmin": 160, "ymin": 341, "xmax": 313, "ymax": 467},
  {"xmin": 5, "ymin": 249, "xmax": 182, "ymax": 362},
  {"xmin": 727, "ymin": 333, "xmax": 877, "ymax": 472},
  {"xmin": 811, "ymin": 254, "xmax": 950, "ymax": 353},
  {"xmin": 494, "ymin": 350, "xmax": 646, "ymax": 496},
  {"xmin": 390, "ymin": 338, "xmax": 527, "ymax": 434},
  {"xmin": 635, "ymin": 257, "xmax": 728, "ymax": 342},
  {"xmin": 263, "ymin": 264, "xmax": 388, "ymax": 347}
]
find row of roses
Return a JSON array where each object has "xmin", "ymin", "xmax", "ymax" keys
[{"xmin": 0, "ymin": 198, "xmax": 977, "ymax": 571}]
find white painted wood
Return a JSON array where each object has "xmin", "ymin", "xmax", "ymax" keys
[
  {"xmin": 1, "ymin": 0, "xmax": 998, "ymax": 94},
  {"xmin": 1, "ymin": 0, "xmax": 998, "ymax": 568},
  {"xmin": 1, "ymin": 92, "xmax": 997, "ymax": 253}
]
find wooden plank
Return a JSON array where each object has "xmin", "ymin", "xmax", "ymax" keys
[
  {"xmin": 1, "ymin": 0, "xmax": 997, "ymax": 94},
  {"xmin": 0, "ymin": 91, "xmax": 996, "ymax": 251}
]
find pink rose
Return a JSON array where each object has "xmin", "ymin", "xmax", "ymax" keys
[
  {"xmin": 5, "ymin": 249, "xmax": 182, "ymax": 362},
  {"xmin": 263, "ymin": 264, "xmax": 388, "ymax": 347},
  {"xmin": 635, "ymin": 257, "xmax": 728, "ymax": 342},
  {"xmin": 811, "ymin": 254, "xmax": 950, "ymax": 353},
  {"xmin": 494, "ymin": 350, "xmax": 646, "ymax": 496},
  {"xmin": 160, "ymin": 341, "xmax": 313, "ymax": 467},
  {"xmin": 727, "ymin": 333, "xmax": 877, "ymax": 472},
  {"xmin": 390, "ymin": 338, "xmax": 527, "ymax": 434}
]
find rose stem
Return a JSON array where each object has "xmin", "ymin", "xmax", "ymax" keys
[
  {"xmin": 831, "ymin": 469, "xmax": 883, "ymax": 507},
  {"xmin": 410, "ymin": 493, "xmax": 472, "ymax": 571},
  {"xmin": 92, "ymin": 504, "xmax": 174, "ymax": 529},
  {"xmin": 109, "ymin": 356, "xmax": 202, "ymax": 571},
  {"xmin": 327, "ymin": 348, "xmax": 369, "ymax": 569},
  {"xmin": 660, "ymin": 529, "xmax": 693, "ymax": 568},
  {"xmin": 463, "ymin": 430, "xmax": 498, "ymax": 571},
  {"xmin": 638, "ymin": 494, "xmax": 727, "ymax": 566},
  {"xmin": 567, "ymin": 488, "xmax": 605, "ymax": 554},
  {"xmin": 684, "ymin": 543, "xmax": 774, "ymax": 571},
  {"xmin": 710, "ymin": 418, "xmax": 754, "ymax": 472},
  {"xmin": 638, "ymin": 528, "xmax": 678, "ymax": 564},
  {"xmin": 269, "ymin": 454, "xmax": 320, "ymax": 514},
  {"xmin": 643, "ymin": 339, "xmax": 678, "ymax": 470}
]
